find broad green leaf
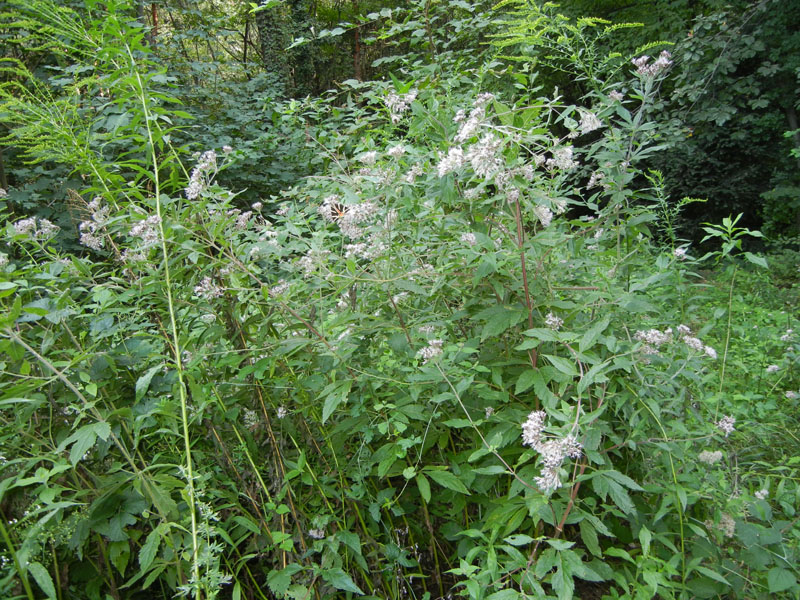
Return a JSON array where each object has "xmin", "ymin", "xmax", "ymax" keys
[
  {"xmin": 321, "ymin": 568, "xmax": 364, "ymax": 595},
  {"xmin": 321, "ymin": 379, "xmax": 352, "ymax": 424},
  {"xmin": 135, "ymin": 365, "xmax": 162, "ymax": 402},
  {"xmin": 515, "ymin": 369, "xmax": 537, "ymax": 394},
  {"xmin": 579, "ymin": 316, "xmax": 610, "ymax": 352},
  {"xmin": 139, "ymin": 527, "xmax": 161, "ymax": 570},
  {"xmin": 67, "ymin": 425, "xmax": 97, "ymax": 466},
  {"xmin": 767, "ymin": 567, "xmax": 796, "ymax": 594},
  {"xmin": 544, "ymin": 354, "xmax": 578, "ymax": 377},
  {"xmin": 28, "ymin": 562, "xmax": 56, "ymax": 600},
  {"xmin": 426, "ymin": 469, "xmax": 469, "ymax": 494}
]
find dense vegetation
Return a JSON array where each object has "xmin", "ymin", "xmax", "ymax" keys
[{"xmin": 0, "ymin": 1, "xmax": 797, "ymax": 599}]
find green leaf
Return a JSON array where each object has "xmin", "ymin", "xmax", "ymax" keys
[
  {"xmin": 476, "ymin": 305, "xmax": 527, "ymax": 340},
  {"xmin": 767, "ymin": 568, "xmax": 796, "ymax": 594},
  {"xmin": 135, "ymin": 365, "xmax": 162, "ymax": 402},
  {"xmin": 487, "ymin": 590, "xmax": 521, "ymax": 600},
  {"xmin": 139, "ymin": 527, "xmax": 161, "ymax": 571},
  {"xmin": 67, "ymin": 425, "xmax": 97, "ymax": 466},
  {"xmin": 321, "ymin": 568, "xmax": 364, "ymax": 595},
  {"xmin": 321, "ymin": 379, "xmax": 352, "ymax": 424},
  {"xmin": 28, "ymin": 562, "xmax": 56, "ymax": 600},
  {"xmin": 515, "ymin": 369, "xmax": 537, "ymax": 394},
  {"xmin": 426, "ymin": 469, "xmax": 469, "ymax": 494},
  {"xmin": 579, "ymin": 520, "xmax": 601, "ymax": 557},
  {"xmin": 544, "ymin": 354, "xmax": 578, "ymax": 377},
  {"xmin": 416, "ymin": 474, "xmax": 431, "ymax": 503},
  {"xmin": 743, "ymin": 252, "xmax": 768, "ymax": 268},
  {"xmin": 579, "ymin": 316, "xmax": 610, "ymax": 352},
  {"xmin": 639, "ymin": 526, "xmax": 651, "ymax": 557}
]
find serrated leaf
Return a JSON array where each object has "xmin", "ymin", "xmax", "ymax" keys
[
  {"xmin": 580, "ymin": 520, "xmax": 601, "ymax": 557},
  {"xmin": 67, "ymin": 425, "xmax": 97, "ymax": 466},
  {"xmin": 28, "ymin": 562, "xmax": 56, "ymax": 599},
  {"xmin": 579, "ymin": 316, "xmax": 610, "ymax": 352},
  {"xmin": 135, "ymin": 365, "xmax": 161, "ymax": 402},
  {"xmin": 639, "ymin": 526, "xmax": 651, "ymax": 557},
  {"xmin": 487, "ymin": 590, "xmax": 521, "ymax": 600},
  {"xmin": 544, "ymin": 354, "xmax": 578, "ymax": 377},
  {"xmin": 515, "ymin": 369, "xmax": 537, "ymax": 394},
  {"xmin": 768, "ymin": 567, "xmax": 796, "ymax": 594},
  {"xmin": 139, "ymin": 527, "xmax": 161, "ymax": 570},
  {"xmin": 416, "ymin": 474, "xmax": 431, "ymax": 503},
  {"xmin": 322, "ymin": 568, "xmax": 364, "ymax": 595},
  {"xmin": 321, "ymin": 379, "xmax": 352, "ymax": 424},
  {"xmin": 426, "ymin": 469, "xmax": 469, "ymax": 494}
]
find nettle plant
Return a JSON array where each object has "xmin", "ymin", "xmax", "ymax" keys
[{"xmin": 1, "ymin": 3, "xmax": 796, "ymax": 600}]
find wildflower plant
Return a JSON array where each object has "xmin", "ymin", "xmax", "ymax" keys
[{"xmin": 0, "ymin": 1, "xmax": 797, "ymax": 600}]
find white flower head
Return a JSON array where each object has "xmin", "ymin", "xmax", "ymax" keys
[
  {"xmin": 460, "ymin": 232, "xmax": 477, "ymax": 246},
  {"xmin": 716, "ymin": 415, "xmax": 736, "ymax": 437}
]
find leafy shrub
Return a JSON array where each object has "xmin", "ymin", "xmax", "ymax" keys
[{"xmin": 0, "ymin": 2, "xmax": 797, "ymax": 600}]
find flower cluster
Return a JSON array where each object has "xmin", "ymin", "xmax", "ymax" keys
[
  {"xmin": 632, "ymin": 51, "xmax": 673, "ymax": 77},
  {"xmin": 698, "ymin": 449, "xmax": 723, "ymax": 465},
  {"xmin": 546, "ymin": 146, "xmax": 578, "ymax": 171},
  {"xmin": 716, "ymin": 415, "xmax": 736, "ymax": 437},
  {"xmin": 269, "ymin": 280, "xmax": 290, "ymax": 298},
  {"xmin": 12, "ymin": 216, "xmax": 59, "ymax": 240},
  {"xmin": 185, "ymin": 150, "xmax": 218, "ymax": 200},
  {"xmin": 417, "ymin": 339, "xmax": 444, "ymax": 364},
  {"xmin": 521, "ymin": 410, "xmax": 582, "ymax": 493},
  {"xmin": 534, "ymin": 205, "xmax": 553, "ymax": 228},
  {"xmin": 578, "ymin": 110, "xmax": 602, "ymax": 135},
  {"xmin": 460, "ymin": 232, "xmax": 477, "ymax": 246},
  {"xmin": 545, "ymin": 312, "xmax": 563, "ymax": 330},
  {"xmin": 194, "ymin": 276, "xmax": 224, "ymax": 300},
  {"xmin": 79, "ymin": 197, "xmax": 110, "ymax": 250},
  {"xmin": 385, "ymin": 88, "xmax": 418, "ymax": 123}
]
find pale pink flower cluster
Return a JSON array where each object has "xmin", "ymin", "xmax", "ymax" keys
[
  {"xmin": 194, "ymin": 276, "xmax": 223, "ymax": 300},
  {"xmin": 185, "ymin": 150, "xmax": 217, "ymax": 200},
  {"xmin": 269, "ymin": 280, "xmax": 290, "ymax": 298},
  {"xmin": 766, "ymin": 364, "xmax": 780, "ymax": 374},
  {"xmin": 460, "ymin": 232, "xmax": 477, "ymax": 246},
  {"xmin": 467, "ymin": 134, "xmax": 503, "ymax": 179},
  {"xmin": 755, "ymin": 489, "xmax": 768, "ymax": 500},
  {"xmin": 344, "ymin": 236, "xmax": 386, "ymax": 260},
  {"xmin": 437, "ymin": 146, "xmax": 466, "ymax": 177},
  {"xmin": 578, "ymin": 110, "xmax": 602, "ymax": 135},
  {"xmin": 13, "ymin": 216, "xmax": 59, "ymax": 240},
  {"xmin": 534, "ymin": 205, "xmax": 553, "ymax": 228},
  {"xmin": 716, "ymin": 415, "xmax": 736, "ymax": 437},
  {"xmin": 297, "ymin": 248, "xmax": 330, "ymax": 277},
  {"xmin": 417, "ymin": 339, "xmax": 444, "ymax": 364},
  {"xmin": 609, "ymin": 90, "xmax": 624, "ymax": 102},
  {"xmin": 674, "ymin": 247, "xmax": 687, "ymax": 259},
  {"xmin": 521, "ymin": 410, "xmax": 582, "ymax": 493},
  {"xmin": 545, "ymin": 312, "xmax": 563, "ymax": 330},
  {"xmin": 385, "ymin": 89, "xmax": 418, "ymax": 124},
  {"xmin": 79, "ymin": 197, "xmax": 110, "ymax": 250},
  {"xmin": 677, "ymin": 324, "xmax": 717, "ymax": 358},
  {"xmin": 698, "ymin": 450, "xmax": 723, "ymax": 465},
  {"xmin": 632, "ymin": 51, "xmax": 673, "ymax": 77},
  {"xmin": 546, "ymin": 146, "xmax": 577, "ymax": 171}
]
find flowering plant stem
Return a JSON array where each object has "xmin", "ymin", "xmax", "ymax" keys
[{"xmin": 125, "ymin": 43, "xmax": 202, "ymax": 597}]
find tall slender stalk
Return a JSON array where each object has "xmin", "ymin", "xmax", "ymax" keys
[{"xmin": 124, "ymin": 42, "xmax": 202, "ymax": 597}]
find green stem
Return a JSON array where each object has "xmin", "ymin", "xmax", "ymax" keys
[
  {"xmin": 125, "ymin": 42, "xmax": 201, "ymax": 597},
  {"xmin": 0, "ymin": 510, "xmax": 35, "ymax": 600}
]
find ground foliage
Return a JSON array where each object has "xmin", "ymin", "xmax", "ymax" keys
[{"xmin": 0, "ymin": 1, "xmax": 798, "ymax": 600}]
